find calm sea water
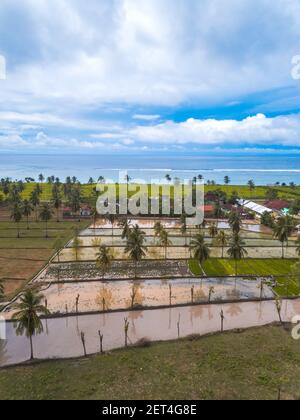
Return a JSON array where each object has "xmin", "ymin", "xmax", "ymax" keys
[{"xmin": 1, "ymin": 153, "xmax": 300, "ymax": 185}]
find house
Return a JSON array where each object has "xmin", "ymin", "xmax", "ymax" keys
[
  {"xmin": 264, "ymin": 200, "xmax": 290, "ymax": 213},
  {"xmin": 205, "ymin": 192, "xmax": 219, "ymax": 203},
  {"xmin": 238, "ymin": 200, "xmax": 273, "ymax": 219},
  {"xmin": 204, "ymin": 205, "xmax": 215, "ymax": 217}
]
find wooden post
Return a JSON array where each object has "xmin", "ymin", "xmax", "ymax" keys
[
  {"xmin": 220, "ymin": 309, "xmax": 225, "ymax": 332},
  {"xmin": 98, "ymin": 330, "xmax": 104, "ymax": 354},
  {"xmin": 124, "ymin": 318, "xmax": 130, "ymax": 347},
  {"xmin": 75, "ymin": 294, "xmax": 80, "ymax": 314},
  {"xmin": 81, "ymin": 332, "xmax": 87, "ymax": 357}
]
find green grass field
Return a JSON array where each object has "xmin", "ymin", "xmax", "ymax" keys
[
  {"xmin": 2, "ymin": 182, "xmax": 300, "ymax": 202},
  {"xmin": 189, "ymin": 258, "xmax": 300, "ymax": 296},
  {"xmin": 0, "ymin": 325, "xmax": 299, "ymax": 400}
]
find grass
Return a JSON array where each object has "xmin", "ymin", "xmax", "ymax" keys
[
  {"xmin": 2, "ymin": 182, "xmax": 300, "ymax": 202},
  {"xmin": 0, "ymin": 220, "xmax": 89, "ymax": 300},
  {"xmin": 0, "ymin": 325, "xmax": 299, "ymax": 400},
  {"xmin": 190, "ymin": 258, "xmax": 300, "ymax": 297}
]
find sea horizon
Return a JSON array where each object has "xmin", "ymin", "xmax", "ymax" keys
[{"xmin": 1, "ymin": 152, "xmax": 300, "ymax": 186}]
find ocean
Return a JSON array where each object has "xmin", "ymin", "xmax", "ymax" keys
[{"xmin": 1, "ymin": 152, "xmax": 300, "ymax": 185}]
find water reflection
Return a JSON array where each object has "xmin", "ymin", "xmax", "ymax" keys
[{"xmin": 1, "ymin": 299, "xmax": 299, "ymax": 368}]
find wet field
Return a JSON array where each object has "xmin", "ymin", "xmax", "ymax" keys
[{"xmin": 1, "ymin": 299, "xmax": 299, "ymax": 368}]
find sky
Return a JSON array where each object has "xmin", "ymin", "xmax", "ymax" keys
[{"xmin": 1, "ymin": 0, "xmax": 300, "ymax": 154}]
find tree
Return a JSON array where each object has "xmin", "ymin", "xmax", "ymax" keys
[
  {"xmin": 208, "ymin": 223, "xmax": 218, "ymax": 238},
  {"xmin": 52, "ymin": 190, "xmax": 62, "ymax": 222},
  {"xmin": 72, "ymin": 229, "xmax": 83, "ymax": 261},
  {"xmin": 0, "ymin": 280, "xmax": 4, "ymax": 300},
  {"xmin": 159, "ymin": 229, "xmax": 173, "ymax": 260},
  {"xmin": 273, "ymin": 215, "xmax": 297, "ymax": 259},
  {"xmin": 125, "ymin": 225, "xmax": 147, "ymax": 278},
  {"xmin": 119, "ymin": 218, "xmax": 131, "ymax": 240},
  {"xmin": 190, "ymin": 234, "xmax": 210, "ymax": 274},
  {"xmin": 224, "ymin": 176, "xmax": 230, "ymax": 185},
  {"xmin": 215, "ymin": 230, "xmax": 228, "ymax": 258},
  {"xmin": 154, "ymin": 221, "xmax": 163, "ymax": 237},
  {"xmin": 10, "ymin": 202, "xmax": 23, "ymax": 238},
  {"xmin": 227, "ymin": 233, "xmax": 248, "ymax": 276},
  {"xmin": 296, "ymin": 236, "xmax": 300, "ymax": 257},
  {"xmin": 39, "ymin": 203, "xmax": 53, "ymax": 238},
  {"xmin": 96, "ymin": 246, "xmax": 113, "ymax": 278},
  {"xmin": 13, "ymin": 289, "xmax": 49, "ymax": 360},
  {"xmin": 22, "ymin": 199, "xmax": 33, "ymax": 230},
  {"xmin": 30, "ymin": 190, "xmax": 40, "ymax": 222},
  {"xmin": 228, "ymin": 210, "xmax": 242, "ymax": 234},
  {"xmin": 38, "ymin": 174, "xmax": 45, "ymax": 184},
  {"xmin": 248, "ymin": 180, "xmax": 255, "ymax": 194},
  {"xmin": 261, "ymin": 211, "xmax": 275, "ymax": 228}
]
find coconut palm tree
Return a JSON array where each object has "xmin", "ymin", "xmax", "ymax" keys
[
  {"xmin": 119, "ymin": 218, "xmax": 131, "ymax": 240},
  {"xmin": 22, "ymin": 199, "xmax": 33, "ymax": 230},
  {"xmin": 159, "ymin": 229, "xmax": 173, "ymax": 260},
  {"xmin": 190, "ymin": 234, "xmax": 210, "ymax": 274},
  {"xmin": 13, "ymin": 289, "xmax": 49, "ymax": 360},
  {"xmin": 52, "ymin": 191, "xmax": 62, "ymax": 222},
  {"xmin": 224, "ymin": 176, "xmax": 230, "ymax": 185},
  {"xmin": 273, "ymin": 215, "xmax": 297, "ymax": 259},
  {"xmin": 228, "ymin": 210, "xmax": 242, "ymax": 234},
  {"xmin": 30, "ymin": 190, "xmax": 40, "ymax": 222},
  {"xmin": 39, "ymin": 203, "xmax": 53, "ymax": 238},
  {"xmin": 215, "ymin": 230, "xmax": 228, "ymax": 258},
  {"xmin": 296, "ymin": 236, "xmax": 300, "ymax": 257},
  {"xmin": 96, "ymin": 246, "xmax": 113, "ymax": 278},
  {"xmin": 227, "ymin": 233, "xmax": 248, "ymax": 276},
  {"xmin": 208, "ymin": 223, "xmax": 218, "ymax": 238},
  {"xmin": 154, "ymin": 221, "xmax": 163, "ymax": 237},
  {"xmin": 125, "ymin": 225, "xmax": 148, "ymax": 278},
  {"xmin": 72, "ymin": 229, "xmax": 83, "ymax": 261},
  {"xmin": 10, "ymin": 202, "xmax": 23, "ymax": 238},
  {"xmin": 0, "ymin": 280, "xmax": 4, "ymax": 300}
]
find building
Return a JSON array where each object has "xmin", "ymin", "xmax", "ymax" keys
[
  {"xmin": 238, "ymin": 200, "xmax": 273, "ymax": 219},
  {"xmin": 204, "ymin": 205, "xmax": 215, "ymax": 218},
  {"xmin": 264, "ymin": 199, "xmax": 290, "ymax": 213}
]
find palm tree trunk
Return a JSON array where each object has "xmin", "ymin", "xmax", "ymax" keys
[
  {"xmin": 235, "ymin": 259, "xmax": 237, "ymax": 276},
  {"xmin": 45, "ymin": 221, "xmax": 48, "ymax": 238},
  {"xmin": 222, "ymin": 246, "xmax": 224, "ymax": 259},
  {"xmin": 17, "ymin": 222, "xmax": 20, "ymax": 238},
  {"xmin": 27, "ymin": 215, "xmax": 29, "ymax": 230},
  {"xmin": 282, "ymin": 242, "xmax": 284, "ymax": 259},
  {"xmin": 29, "ymin": 334, "xmax": 34, "ymax": 360}
]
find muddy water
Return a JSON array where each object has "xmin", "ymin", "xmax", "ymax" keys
[
  {"xmin": 3, "ymin": 278, "xmax": 275, "ymax": 319},
  {"xmin": 1, "ymin": 299, "xmax": 300, "ymax": 368}
]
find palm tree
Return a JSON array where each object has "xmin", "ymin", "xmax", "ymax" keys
[
  {"xmin": 209, "ymin": 223, "xmax": 218, "ymax": 238},
  {"xmin": 125, "ymin": 225, "xmax": 148, "ymax": 278},
  {"xmin": 72, "ymin": 229, "xmax": 83, "ymax": 261},
  {"xmin": 159, "ymin": 229, "xmax": 173, "ymax": 260},
  {"xmin": 296, "ymin": 236, "xmax": 300, "ymax": 257},
  {"xmin": 228, "ymin": 210, "xmax": 242, "ymax": 234},
  {"xmin": 119, "ymin": 218, "xmax": 131, "ymax": 240},
  {"xmin": 273, "ymin": 215, "xmax": 297, "ymax": 259},
  {"xmin": 52, "ymin": 192, "xmax": 62, "ymax": 222},
  {"xmin": 22, "ymin": 199, "xmax": 33, "ymax": 230},
  {"xmin": 13, "ymin": 289, "xmax": 49, "ymax": 360},
  {"xmin": 39, "ymin": 203, "xmax": 53, "ymax": 238},
  {"xmin": 224, "ymin": 176, "xmax": 230, "ymax": 185},
  {"xmin": 227, "ymin": 233, "xmax": 248, "ymax": 276},
  {"xmin": 190, "ymin": 234, "xmax": 210, "ymax": 274},
  {"xmin": 38, "ymin": 174, "xmax": 45, "ymax": 184},
  {"xmin": 30, "ymin": 190, "xmax": 40, "ymax": 222},
  {"xmin": 248, "ymin": 180, "xmax": 255, "ymax": 196},
  {"xmin": 96, "ymin": 246, "xmax": 113, "ymax": 278},
  {"xmin": 0, "ymin": 280, "xmax": 4, "ymax": 300},
  {"xmin": 154, "ymin": 221, "xmax": 163, "ymax": 237},
  {"xmin": 215, "ymin": 230, "xmax": 228, "ymax": 258},
  {"xmin": 11, "ymin": 202, "xmax": 23, "ymax": 238}
]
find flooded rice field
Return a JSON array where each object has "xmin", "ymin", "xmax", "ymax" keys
[
  {"xmin": 35, "ymin": 261, "xmax": 189, "ymax": 282},
  {"xmin": 1, "ymin": 299, "xmax": 299, "ymax": 367},
  {"xmin": 3, "ymin": 277, "xmax": 275, "ymax": 319},
  {"xmin": 55, "ymin": 245, "xmax": 298, "ymax": 262}
]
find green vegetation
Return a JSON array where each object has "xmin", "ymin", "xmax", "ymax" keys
[
  {"xmin": 189, "ymin": 258, "xmax": 300, "ymax": 296},
  {"xmin": 0, "ymin": 326, "xmax": 299, "ymax": 400}
]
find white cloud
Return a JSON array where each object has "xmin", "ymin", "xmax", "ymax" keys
[
  {"xmin": 128, "ymin": 114, "xmax": 300, "ymax": 147},
  {"xmin": 132, "ymin": 114, "xmax": 161, "ymax": 121}
]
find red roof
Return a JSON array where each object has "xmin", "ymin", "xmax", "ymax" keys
[
  {"xmin": 204, "ymin": 205, "xmax": 215, "ymax": 213},
  {"xmin": 264, "ymin": 200, "xmax": 290, "ymax": 211}
]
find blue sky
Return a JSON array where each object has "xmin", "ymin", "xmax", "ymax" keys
[{"xmin": 1, "ymin": 0, "xmax": 300, "ymax": 154}]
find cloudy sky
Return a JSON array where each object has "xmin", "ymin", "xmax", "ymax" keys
[{"xmin": 1, "ymin": 0, "xmax": 300, "ymax": 153}]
